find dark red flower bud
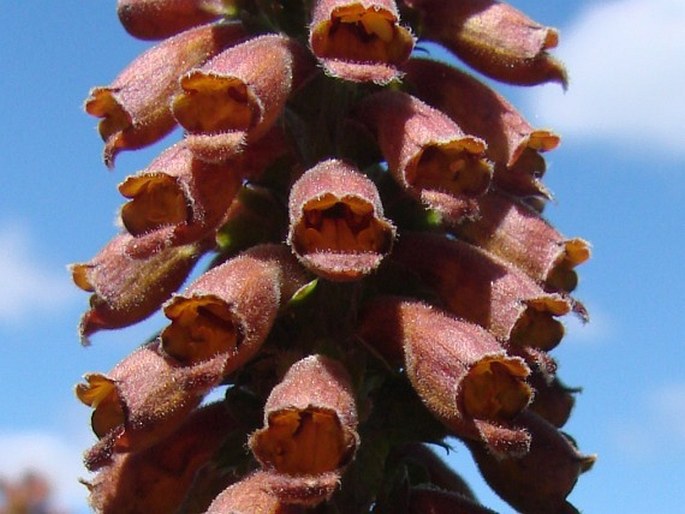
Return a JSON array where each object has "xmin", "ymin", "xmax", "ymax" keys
[
  {"xmin": 117, "ymin": 0, "xmax": 233, "ymax": 40},
  {"xmin": 356, "ymin": 90, "xmax": 492, "ymax": 222},
  {"xmin": 359, "ymin": 297, "xmax": 533, "ymax": 457},
  {"xmin": 85, "ymin": 22, "xmax": 246, "ymax": 167},
  {"xmin": 161, "ymin": 244, "xmax": 307, "ymax": 375},
  {"xmin": 405, "ymin": 0, "xmax": 567, "ymax": 87},
  {"xmin": 467, "ymin": 411, "xmax": 596, "ymax": 514},
  {"xmin": 404, "ymin": 58, "xmax": 560, "ymax": 197},
  {"xmin": 309, "ymin": 0, "xmax": 415, "ymax": 84},
  {"xmin": 393, "ymin": 232, "xmax": 572, "ymax": 354},
  {"xmin": 172, "ymin": 35, "xmax": 313, "ymax": 162},
  {"xmin": 454, "ymin": 190, "xmax": 591, "ymax": 293},
  {"xmin": 75, "ymin": 342, "xmax": 225, "ymax": 469},
  {"xmin": 288, "ymin": 159, "xmax": 396, "ymax": 281},
  {"xmin": 71, "ymin": 233, "xmax": 205, "ymax": 343},
  {"xmin": 84, "ymin": 402, "xmax": 236, "ymax": 514},
  {"xmin": 528, "ymin": 373, "xmax": 579, "ymax": 428}
]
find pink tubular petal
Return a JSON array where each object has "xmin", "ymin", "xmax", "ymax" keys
[
  {"xmin": 85, "ymin": 22, "xmax": 246, "ymax": 167},
  {"xmin": 309, "ymin": 0, "xmax": 414, "ymax": 84},
  {"xmin": 288, "ymin": 159, "xmax": 395, "ymax": 281}
]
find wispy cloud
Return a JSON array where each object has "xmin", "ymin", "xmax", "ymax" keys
[
  {"xmin": 0, "ymin": 430, "xmax": 90, "ymax": 513},
  {"xmin": 524, "ymin": 0, "xmax": 685, "ymax": 157},
  {"xmin": 0, "ymin": 221, "xmax": 77, "ymax": 325},
  {"xmin": 608, "ymin": 382, "xmax": 685, "ymax": 460},
  {"xmin": 650, "ymin": 383, "xmax": 685, "ymax": 442}
]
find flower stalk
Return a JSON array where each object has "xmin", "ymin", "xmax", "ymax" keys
[{"xmin": 72, "ymin": 2, "xmax": 594, "ymax": 512}]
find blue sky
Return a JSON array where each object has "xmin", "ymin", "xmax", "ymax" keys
[{"xmin": 1, "ymin": 1, "xmax": 684, "ymax": 512}]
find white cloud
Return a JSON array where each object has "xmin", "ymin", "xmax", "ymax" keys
[
  {"xmin": 650, "ymin": 383, "xmax": 685, "ymax": 442},
  {"xmin": 608, "ymin": 382, "xmax": 685, "ymax": 460},
  {"xmin": 0, "ymin": 221, "xmax": 77, "ymax": 325},
  {"xmin": 0, "ymin": 430, "xmax": 90, "ymax": 513},
  {"xmin": 524, "ymin": 0, "xmax": 685, "ymax": 157}
]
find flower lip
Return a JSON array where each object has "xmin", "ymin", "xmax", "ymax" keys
[
  {"xmin": 410, "ymin": 141, "xmax": 491, "ymax": 197},
  {"xmin": 461, "ymin": 356, "xmax": 532, "ymax": 421},
  {"xmin": 161, "ymin": 294, "xmax": 242, "ymax": 365},
  {"xmin": 76, "ymin": 374, "xmax": 126, "ymax": 438},
  {"xmin": 294, "ymin": 194, "xmax": 389, "ymax": 255},
  {"xmin": 310, "ymin": 0, "xmax": 415, "ymax": 83},
  {"xmin": 119, "ymin": 173, "xmax": 191, "ymax": 235},
  {"xmin": 288, "ymin": 159, "xmax": 395, "ymax": 281},
  {"xmin": 250, "ymin": 355, "xmax": 359, "ymax": 478},
  {"xmin": 173, "ymin": 73, "xmax": 257, "ymax": 135},
  {"xmin": 253, "ymin": 407, "xmax": 353, "ymax": 475},
  {"xmin": 509, "ymin": 296, "xmax": 570, "ymax": 352}
]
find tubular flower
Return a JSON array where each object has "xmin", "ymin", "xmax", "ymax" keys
[
  {"xmin": 84, "ymin": 402, "xmax": 236, "ymax": 514},
  {"xmin": 161, "ymin": 244, "xmax": 307, "ymax": 374},
  {"xmin": 392, "ymin": 232, "xmax": 572, "ymax": 353},
  {"xmin": 288, "ymin": 159, "xmax": 396, "ymax": 281},
  {"xmin": 74, "ymin": 1, "xmax": 594, "ymax": 512},
  {"xmin": 85, "ymin": 22, "xmax": 246, "ymax": 167},
  {"xmin": 356, "ymin": 90, "xmax": 492, "ymax": 223},
  {"xmin": 467, "ymin": 411, "xmax": 596, "ymax": 514},
  {"xmin": 118, "ymin": 141, "xmax": 243, "ymax": 245},
  {"xmin": 172, "ymin": 34, "xmax": 313, "ymax": 162},
  {"xmin": 249, "ymin": 355, "xmax": 358, "ymax": 502},
  {"xmin": 206, "ymin": 472, "xmax": 302, "ymax": 514},
  {"xmin": 117, "ymin": 0, "xmax": 233, "ymax": 40},
  {"xmin": 453, "ymin": 190, "xmax": 591, "ymax": 293},
  {"xmin": 71, "ymin": 233, "xmax": 206, "ymax": 343},
  {"xmin": 75, "ymin": 341, "xmax": 225, "ymax": 470},
  {"xmin": 405, "ymin": 0, "xmax": 567, "ymax": 87},
  {"xmin": 309, "ymin": 0, "xmax": 415, "ymax": 84},
  {"xmin": 404, "ymin": 58, "xmax": 560, "ymax": 197},
  {"xmin": 359, "ymin": 297, "xmax": 533, "ymax": 457}
]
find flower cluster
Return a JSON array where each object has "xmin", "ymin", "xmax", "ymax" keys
[{"xmin": 73, "ymin": 0, "xmax": 595, "ymax": 512}]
